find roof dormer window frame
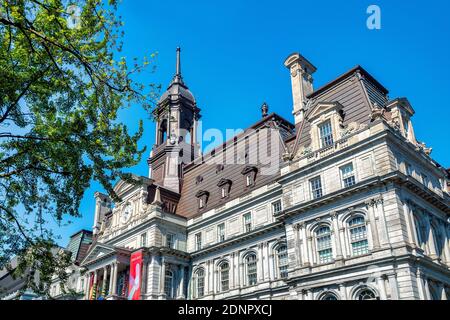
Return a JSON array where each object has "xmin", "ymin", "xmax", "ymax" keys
[
  {"xmin": 308, "ymin": 102, "xmax": 344, "ymax": 151},
  {"xmin": 195, "ymin": 190, "xmax": 209, "ymax": 210},
  {"xmin": 241, "ymin": 166, "xmax": 258, "ymax": 188},
  {"xmin": 217, "ymin": 179, "xmax": 232, "ymax": 199}
]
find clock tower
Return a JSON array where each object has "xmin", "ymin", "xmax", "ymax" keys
[{"xmin": 148, "ymin": 48, "xmax": 201, "ymax": 193}]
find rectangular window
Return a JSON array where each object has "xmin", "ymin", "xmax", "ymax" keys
[
  {"xmin": 166, "ymin": 233, "xmax": 175, "ymax": 249},
  {"xmin": 247, "ymin": 257, "xmax": 257, "ymax": 286},
  {"xmin": 243, "ymin": 213, "xmax": 252, "ymax": 233},
  {"xmin": 341, "ymin": 163, "xmax": 356, "ymax": 188},
  {"xmin": 310, "ymin": 176, "xmax": 323, "ymax": 199},
  {"xmin": 405, "ymin": 162, "xmax": 413, "ymax": 176},
  {"xmin": 195, "ymin": 233, "xmax": 202, "ymax": 251},
  {"xmin": 221, "ymin": 187, "xmax": 227, "ymax": 198},
  {"xmin": 140, "ymin": 232, "xmax": 147, "ymax": 247},
  {"xmin": 317, "ymin": 236, "xmax": 333, "ymax": 264},
  {"xmin": 197, "ymin": 275, "xmax": 205, "ymax": 298},
  {"xmin": 349, "ymin": 221, "xmax": 369, "ymax": 256},
  {"xmin": 217, "ymin": 223, "xmax": 225, "ymax": 242},
  {"xmin": 80, "ymin": 278, "xmax": 85, "ymax": 292},
  {"xmin": 421, "ymin": 173, "xmax": 429, "ymax": 188},
  {"xmin": 246, "ymin": 175, "xmax": 252, "ymax": 187},
  {"xmin": 319, "ymin": 120, "xmax": 334, "ymax": 147},
  {"xmin": 272, "ymin": 200, "xmax": 282, "ymax": 215},
  {"xmin": 199, "ymin": 198, "xmax": 204, "ymax": 209}
]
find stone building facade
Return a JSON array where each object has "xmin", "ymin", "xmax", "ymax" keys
[{"xmin": 50, "ymin": 49, "xmax": 450, "ymax": 300}]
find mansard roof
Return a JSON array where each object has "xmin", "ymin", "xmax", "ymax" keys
[
  {"xmin": 176, "ymin": 113, "xmax": 293, "ymax": 218},
  {"xmin": 290, "ymin": 65, "xmax": 390, "ymax": 156},
  {"xmin": 308, "ymin": 65, "xmax": 389, "ymax": 99}
]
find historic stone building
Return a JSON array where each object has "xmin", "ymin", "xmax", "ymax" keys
[{"xmin": 50, "ymin": 49, "xmax": 450, "ymax": 300}]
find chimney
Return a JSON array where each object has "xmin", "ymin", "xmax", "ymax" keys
[
  {"xmin": 93, "ymin": 192, "xmax": 111, "ymax": 235},
  {"xmin": 284, "ymin": 53, "xmax": 317, "ymax": 124}
]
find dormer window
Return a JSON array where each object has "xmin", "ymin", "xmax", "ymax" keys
[
  {"xmin": 241, "ymin": 166, "xmax": 258, "ymax": 188},
  {"xmin": 319, "ymin": 120, "xmax": 334, "ymax": 148},
  {"xmin": 195, "ymin": 190, "xmax": 209, "ymax": 210},
  {"xmin": 217, "ymin": 179, "xmax": 232, "ymax": 199}
]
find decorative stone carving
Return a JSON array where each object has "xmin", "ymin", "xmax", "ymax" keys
[{"xmin": 370, "ymin": 103, "xmax": 385, "ymax": 122}]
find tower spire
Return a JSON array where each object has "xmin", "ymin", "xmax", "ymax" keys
[{"xmin": 173, "ymin": 47, "xmax": 183, "ymax": 84}]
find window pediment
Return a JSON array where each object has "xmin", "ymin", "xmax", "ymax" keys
[
  {"xmin": 241, "ymin": 166, "xmax": 258, "ymax": 175},
  {"xmin": 217, "ymin": 178, "xmax": 232, "ymax": 188},
  {"xmin": 307, "ymin": 101, "xmax": 344, "ymax": 123}
]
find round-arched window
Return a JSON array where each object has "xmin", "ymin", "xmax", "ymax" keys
[{"xmin": 357, "ymin": 288, "xmax": 377, "ymax": 300}]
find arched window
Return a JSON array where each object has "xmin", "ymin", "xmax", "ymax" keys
[
  {"xmin": 316, "ymin": 226, "xmax": 333, "ymax": 264},
  {"xmin": 219, "ymin": 262, "xmax": 230, "ymax": 292},
  {"xmin": 164, "ymin": 270, "xmax": 174, "ymax": 299},
  {"xmin": 245, "ymin": 253, "xmax": 258, "ymax": 286},
  {"xmin": 348, "ymin": 216, "xmax": 369, "ymax": 256},
  {"xmin": 276, "ymin": 245, "xmax": 288, "ymax": 278},
  {"xmin": 413, "ymin": 214, "xmax": 423, "ymax": 246},
  {"xmin": 194, "ymin": 269, "xmax": 205, "ymax": 298},
  {"xmin": 357, "ymin": 288, "xmax": 377, "ymax": 300},
  {"xmin": 320, "ymin": 292, "xmax": 339, "ymax": 300},
  {"xmin": 159, "ymin": 119, "xmax": 168, "ymax": 145},
  {"xmin": 431, "ymin": 224, "xmax": 443, "ymax": 257}
]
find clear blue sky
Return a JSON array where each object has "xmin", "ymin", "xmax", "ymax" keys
[{"xmin": 55, "ymin": 0, "xmax": 450, "ymax": 245}]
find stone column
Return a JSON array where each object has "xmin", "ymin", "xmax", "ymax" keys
[
  {"xmin": 92, "ymin": 270, "xmax": 98, "ymax": 299},
  {"xmin": 415, "ymin": 269, "xmax": 426, "ymax": 300},
  {"xmin": 423, "ymin": 277, "xmax": 432, "ymax": 300},
  {"xmin": 339, "ymin": 227, "xmax": 348, "ymax": 258},
  {"xmin": 101, "ymin": 266, "xmax": 108, "ymax": 296},
  {"xmin": 403, "ymin": 200, "xmax": 416, "ymax": 246},
  {"xmin": 230, "ymin": 253, "xmax": 235, "ymax": 289},
  {"xmin": 378, "ymin": 275, "xmax": 387, "ymax": 300},
  {"xmin": 374, "ymin": 196, "xmax": 390, "ymax": 246},
  {"xmin": 159, "ymin": 257, "xmax": 166, "ymax": 296},
  {"xmin": 439, "ymin": 222, "xmax": 450, "ymax": 264},
  {"xmin": 84, "ymin": 273, "xmax": 91, "ymax": 300},
  {"xmin": 387, "ymin": 273, "xmax": 399, "ymax": 300},
  {"xmin": 111, "ymin": 262, "xmax": 118, "ymax": 296},
  {"xmin": 293, "ymin": 224, "xmax": 302, "ymax": 267},
  {"xmin": 258, "ymin": 243, "xmax": 264, "ymax": 282},
  {"xmin": 307, "ymin": 235, "xmax": 314, "ymax": 265},
  {"xmin": 264, "ymin": 242, "xmax": 271, "ymax": 281},
  {"xmin": 141, "ymin": 257, "xmax": 149, "ymax": 298},
  {"xmin": 178, "ymin": 265, "xmax": 186, "ymax": 299},
  {"xmin": 331, "ymin": 212, "xmax": 343, "ymax": 260},
  {"xmin": 439, "ymin": 283, "xmax": 447, "ymax": 300},
  {"xmin": 425, "ymin": 215, "xmax": 438, "ymax": 259},
  {"xmin": 300, "ymin": 223, "xmax": 309, "ymax": 266},
  {"xmin": 108, "ymin": 264, "xmax": 114, "ymax": 296},
  {"xmin": 339, "ymin": 283, "xmax": 347, "ymax": 300},
  {"xmin": 365, "ymin": 199, "xmax": 380, "ymax": 250}
]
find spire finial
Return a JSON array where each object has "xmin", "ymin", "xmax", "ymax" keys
[
  {"xmin": 176, "ymin": 47, "xmax": 181, "ymax": 76},
  {"xmin": 261, "ymin": 102, "xmax": 269, "ymax": 118}
]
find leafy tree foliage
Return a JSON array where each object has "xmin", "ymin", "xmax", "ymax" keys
[{"xmin": 0, "ymin": 0, "xmax": 157, "ymax": 297}]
